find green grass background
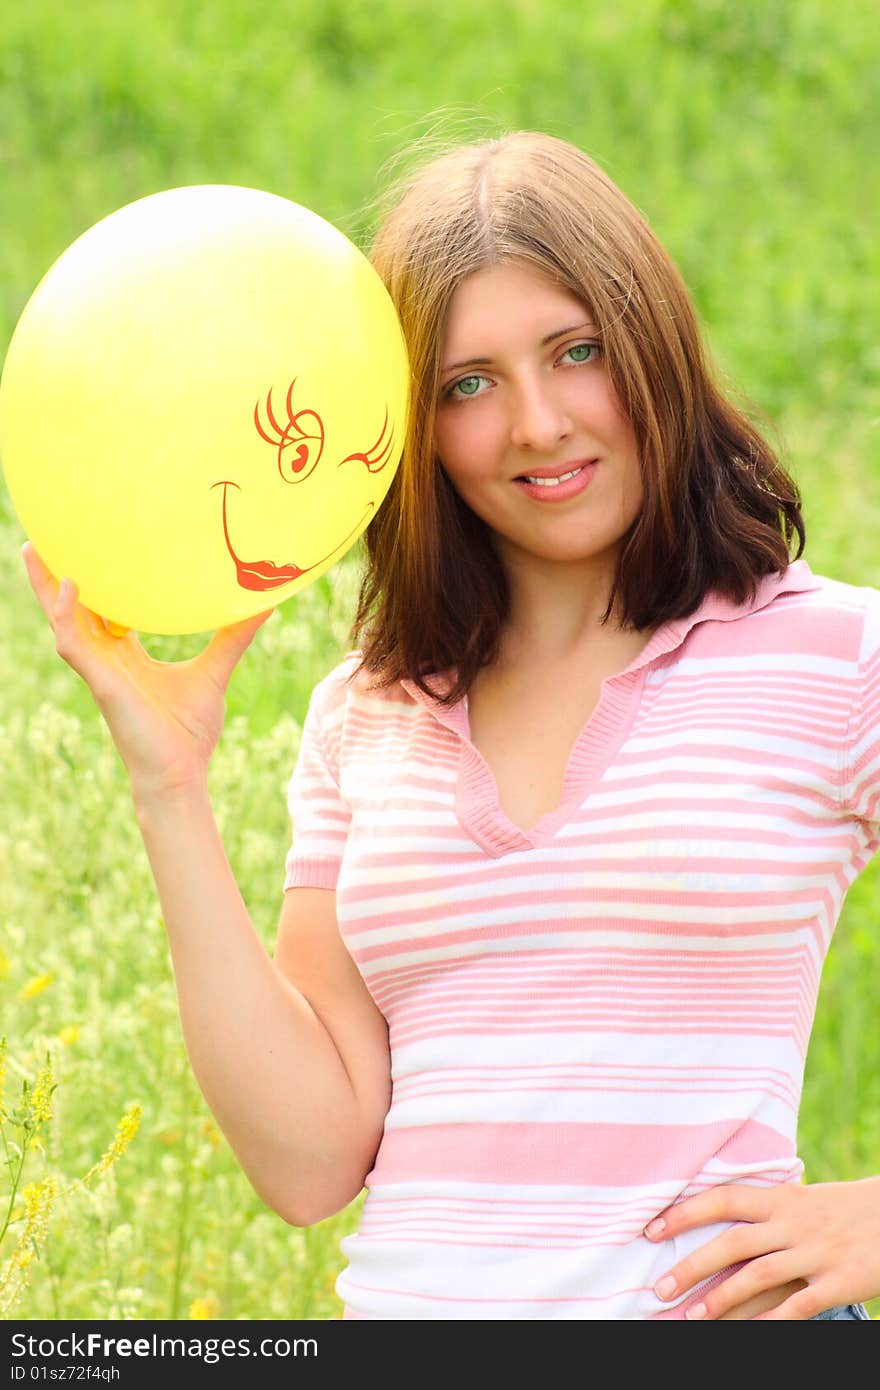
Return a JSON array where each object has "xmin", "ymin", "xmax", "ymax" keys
[{"xmin": 1, "ymin": 0, "xmax": 878, "ymax": 1320}]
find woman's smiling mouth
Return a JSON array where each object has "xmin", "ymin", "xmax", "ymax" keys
[{"xmin": 512, "ymin": 460, "xmax": 599, "ymax": 502}]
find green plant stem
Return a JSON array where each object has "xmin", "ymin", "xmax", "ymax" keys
[{"xmin": 0, "ymin": 1126, "xmax": 31, "ymax": 1246}]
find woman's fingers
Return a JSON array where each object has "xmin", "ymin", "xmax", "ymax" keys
[
  {"xmin": 23, "ymin": 542, "xmax": 128, "ymax": 639},
  {"xmin": 50, "ymin": 577, "xmax": 107, "ymax": 685},
  {"xmin": 21, "ymin": 541, "xmax": 61, "ymax": 623},
  {"xmin": 53, "ymin": 577, "xmax": 89, "ymax": 653},
  {"xmin": 23, "ymin": 540, "xmax": 272, "ymax": 696},
  {"xmin": 21, "ymin": 543, "xmax": 134, "ymax": 700}
]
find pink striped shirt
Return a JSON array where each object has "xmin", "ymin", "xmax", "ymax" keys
[{"xmin": 283, "ymin": 557, "xmax": 880, "ymax": 1319}]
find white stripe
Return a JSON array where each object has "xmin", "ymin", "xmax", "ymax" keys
[
  {"xmin": 384, "ymin": 1084, "xmax": 798, "ymax": 1134},
  {"xmin": 352, "ymin": 926, "xmax": 825, "ymax": 971},
  {"xmin": 389, "ymin": 1028, "xmax": 806, "ymax": 1074},
  {"xmin": 343, "ymin": 892, "xmax": 831, "ymax": 943}
]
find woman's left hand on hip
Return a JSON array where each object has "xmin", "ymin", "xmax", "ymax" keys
[{"xmin": 645, "ymin": 1175, "xmax": 880, "ymax": 1319}]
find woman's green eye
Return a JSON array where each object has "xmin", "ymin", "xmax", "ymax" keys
[
  {"xmin": 444, "ymin": 374, "xmax": 487, "ymax": 402},
  {"xmin": 456, "ymin": 376, "xmax": 482, "ymax": 396},
  {"xmin": 565, "ymin": 343, "xmax": 596, "ymax": 363}
]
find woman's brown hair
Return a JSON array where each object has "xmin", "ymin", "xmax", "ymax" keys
[{"xmin": 345, "ymin": 130, "xmax": 805, "ymax": 707}]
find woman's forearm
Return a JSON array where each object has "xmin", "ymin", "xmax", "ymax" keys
[{"xmin": 130, "ymin": 779, "xmax": 374, "ymax": 1225}]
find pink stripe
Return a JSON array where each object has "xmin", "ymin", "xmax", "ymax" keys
[{"xmin": 368, "ymin": 1119, "xmax": 793, "ymax": 1186}]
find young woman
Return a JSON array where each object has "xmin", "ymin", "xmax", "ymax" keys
[{"xmin": 22, "ymin": 131, "xmax": 880, "ymax": 1320}]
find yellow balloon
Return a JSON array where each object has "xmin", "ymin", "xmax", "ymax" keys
[{"xmin": 0, "ymin": 185, "xmax": 409, "ymax": 634}]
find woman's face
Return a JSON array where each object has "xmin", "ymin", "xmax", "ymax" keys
[{"xmin": 433, "ymin": 261, "xmax": 644, "ymax": 579}]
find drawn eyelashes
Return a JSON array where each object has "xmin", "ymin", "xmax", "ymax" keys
[
  {"xmin": 254, "ymin": 378, "xmax": 325, "ymax": 484},
  {"xmin": 338, "ymin": 406, "xmax": 395, "ymax": 473},
  {"xmin": 254, "ymin": 379, "xmax": 395, "ymax": 483}
]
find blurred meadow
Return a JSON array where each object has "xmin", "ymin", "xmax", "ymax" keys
[{"xmin": 1, "ymin": 0, "xmax": 879, "ymax": 1320}]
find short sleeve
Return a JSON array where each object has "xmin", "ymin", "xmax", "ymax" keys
[
  {"xmin": 283, "ymin": 668, "xmax": 353, "ymax": 892},
  {"xmin": 842, "ymin": 586, "xmax": 880, "ymax": 828}
]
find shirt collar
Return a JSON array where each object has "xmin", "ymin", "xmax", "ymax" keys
[{"xmin": 399, "ymin": 558, "xmax": 822, "ymax": 733}]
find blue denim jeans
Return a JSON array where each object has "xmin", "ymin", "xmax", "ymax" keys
[{"xmin": 809, "ymin": 1303, "xmax": 871, "ymax": 1320}]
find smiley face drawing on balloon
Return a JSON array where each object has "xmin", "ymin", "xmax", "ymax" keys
[
  {"xmin": 211, "ymin": 378, "xmax": 395, "ymax": 593},
  {"xmin": 0, "ymin": 184, "xmax": 409, "ymax": 635}
]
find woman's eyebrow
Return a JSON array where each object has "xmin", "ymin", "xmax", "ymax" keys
[{"xmin": 442, "ymin": 322, "xmax": 598, "ymax": 374}]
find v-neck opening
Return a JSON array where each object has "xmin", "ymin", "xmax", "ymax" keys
[
  {"xmin": 396, "ymin": 559, "xmax": 823, "ymax": 859},
  {"xmin": 406, "ymin": 617, "xmax": 679, "ymax": 859},
  {"xmin": 457, "ymin": 659, "xmax": 652, "ymax": 856}
]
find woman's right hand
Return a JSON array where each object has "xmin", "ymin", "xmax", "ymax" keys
[{"xmin": 21, "ymin": 542, "xmax": 275, "ymax": 801}]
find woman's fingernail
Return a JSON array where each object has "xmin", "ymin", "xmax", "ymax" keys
[
  {"xmin": 686, "ymin": 1301, "xmax": 707, "ymax": 1319},
  {"xmin": 655, "ymin": 1275, "xmax": 677, "ymax": 1299},
  {"xmin": 645, "ymin": 1218, "xmax": 666, "ymax": 1238}
]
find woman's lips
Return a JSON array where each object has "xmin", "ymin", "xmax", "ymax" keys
[{"xmin": 513, "ymin": 460, "xmax": 599, "ymax": 502}]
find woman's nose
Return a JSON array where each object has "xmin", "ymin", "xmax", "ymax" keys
[{"xmin": 509, "ymin": 377, "xmax": 574, "ymax": 451}]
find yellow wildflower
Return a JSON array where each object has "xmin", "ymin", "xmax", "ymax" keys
[
  {"xmin": 0, "ymin": 1175, "xmax": 59, "ymax": 1317},
  {"xmin": 74, "ymin": 1104, "xmax": 143, "ymax": 1190},
  {"xmin": 188, "ymin": 1295, "xmax": 221, "ymax": 1320},
  {"xmin": 0, "ymin": 949, "xmax": 10, "ymax": 979},
  {"xmin": 58, "ymin": 1026, "xmax": 80, "ymax": 1047},
  {"xmin": 19, "ymin": 972, "xmax": 54, "ymax": 1001},
  {"xmin": 26, "ymin": 1054, "xmax": 54, "ymax": 1130}
]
